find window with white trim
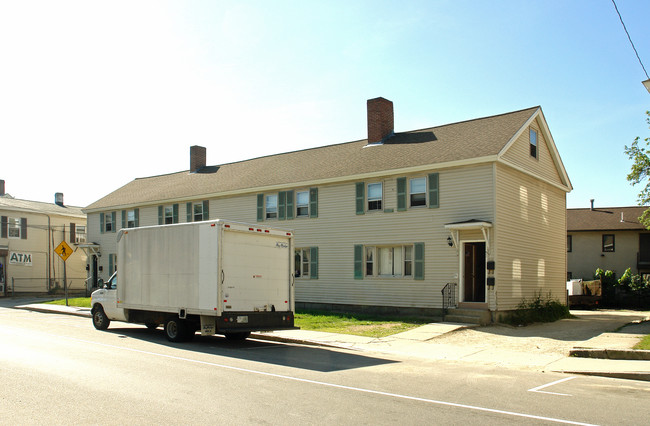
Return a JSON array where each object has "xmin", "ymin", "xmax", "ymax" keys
[
  {"xmin": 295, "ymin": 248, "xmax": 310, "ymax": 278},
  {"xmin": 367, "ymin": 182, "xmax": 383, "ymax": 211},
  {"xmin": 409, "ymin": 177, "xmax": 426, "ymax": 207},
  {"xmin": 8, "ymin": 218, "xmax": 21, "ymax": 239},
  {"xmin": 105, "ymin": 213, "xmax": 114, "ymax": 232},
  {"xmin": 193, "ymin": 203, "xmax": 204, "ymax": 221},
  {"xmin": 265, "ymin": 195, "xmax": 278, "ymax": 219},
  {"xmin": 296, "ymin": 191, "xmax": 309, "ymax": 217},
  {"xmin": 530, "ymin": 128, "xmax": 538, "ymax": 159},
  {"xmin": 164, "ymin": 206, "xmax": 174, "ymax": 224},
  {"xmin": 75, "ymin": 225, "xmax": 87, "ymax": 244},
  {"xmin": 364, "ymin": 245, "xmax": 413, "ymax": 278},
  {"xmin": 126, "ymin": 210, "xmax": 136, "ymax": 228}
]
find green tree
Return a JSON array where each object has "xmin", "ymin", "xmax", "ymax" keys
[{"xmin": 625, "ymin": 111, "xmax": 650, "ymax": 228}]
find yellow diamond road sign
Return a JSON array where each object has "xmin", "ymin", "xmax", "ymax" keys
[{"xmin": 55, "ymin": 241, "xmax": 73, "ymax": 262}]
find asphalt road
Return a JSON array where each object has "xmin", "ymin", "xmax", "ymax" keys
[{"xmin": 1, "ymin": 307, "xmax": 648, "ymax": 425}]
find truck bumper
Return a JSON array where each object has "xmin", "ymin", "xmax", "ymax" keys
[{"xmin": 216, "ymin": 311, "xmax": 296, "ymax": 333}]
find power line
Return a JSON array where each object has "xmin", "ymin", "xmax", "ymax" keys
[{"xmin": 611, "ymin": 0, "xmax": 649, "ymax": 80}]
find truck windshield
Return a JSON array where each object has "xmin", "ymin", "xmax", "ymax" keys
[{"xmin": 107, "ymin": 272, "xmax": 118, "ymax": 289}]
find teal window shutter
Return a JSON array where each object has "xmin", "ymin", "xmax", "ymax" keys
[
  {"xmin": 173, "ymin": 204, "xmax": 179, "ymax": 223},
  {"xmin": 121, "ymin": 210, "xmax": 126, "ymax": 229},
  {"xmin": 278, "ymin": 191, "xmax": 286, "ymax": 220},
  {"xmin": 158, "ymin": 206, "xmax": 163, "ymax": 225},
  {"xmin": 257, "ymin": 194, "xmax": 264, "ymax": 222},
  {"xmin": 108, "ymin": 254, "xmax": 113, "ymax": 275},
  {"xmin": 186, "ymin": 202, "xmax": 192, "ymax": 222},
  {"xmin": 428, "ymin": 173, "xmax": 439, "ymax": 208},
  {"xmin": 100, "ymin": 213, "xmax": 105, "ymax": 234},
  {"xmin": 309, "ymin": 187, "xmax": 318, "ymax": 218},
  {"xmin": 355, "ymin": 182, "xmax": 365, "ymax": 215},
  {"xmin": 286, "ymin": 191, "xmax": 294, "ymax": 220},
  {"xmin": 202, "ymin": 200, "xmax": 209, "ymax": 220},
  {"xmin": 397, "ymin": 177, "xmax": 406, "ymax": 211},
  {"xmin": 414, "ymin": 242, "xmax": 424, "ymax": 280},
  {"xmin": 310, "ymin": 247, "xmax": 318, "ymax": 279},
  {"xmin": 134, "ymin": 209, "xmax": 139, "ymax": 227},
  {"xmin": 111, "ymin": 212, "xmax": 117, "ymax": 233},
  {"xmin": 354, "ymin": 244, "xmax": 363, "ymax": 279}
]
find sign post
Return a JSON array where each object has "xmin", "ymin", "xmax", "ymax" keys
[{"xmin": 55, "ymin": 241, "xmax": 73, "ymax": 306}]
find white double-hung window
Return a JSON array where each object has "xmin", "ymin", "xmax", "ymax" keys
[
  {"xmin": 8, "ymin": 218, "xmax": 21, "ymax": 238},
  {"xmin": 367, "ymin": 182, "xmax": 383, "ymax": 211},
  {"xmin": 296, "ymin": 191, "xmax": 309, "ymax": 217},
  {"xmin": 409, "ymin": 177, "xmax": 426, "ymax": 207},
  {"xmin": 265, "ymin": 195, "xmax": 278, "ymax": 219}
]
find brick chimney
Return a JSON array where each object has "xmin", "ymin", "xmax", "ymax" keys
[
  {"xmin": 190, "ymin": 146, "xmax": 206, "ymax": 172},
  {"xmin": 367, "ymin": 97, "xmax": 394, "ymax": 144}
]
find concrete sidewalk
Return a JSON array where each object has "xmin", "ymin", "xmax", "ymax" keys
[{"xmin": 10, "ymin": 302, "xmax": 650, "ymax": 382}]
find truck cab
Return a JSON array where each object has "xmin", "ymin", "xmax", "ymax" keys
[{"xmin": 91, "ymin": 272, "xmax": 126, "ymax": 329}]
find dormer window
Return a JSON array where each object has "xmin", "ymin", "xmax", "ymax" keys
[{"xmin": 530, "ymin": 129, "xmax": 538, "ymax": 159}]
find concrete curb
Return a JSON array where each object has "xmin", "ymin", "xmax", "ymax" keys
[
  {"xmin": 250, "ymin": 333, "xmax": 354, "ymax": 350},
  {"xmin": 15, "ymin": 304, "xmax": 92, "ymax": 318},
  {"xmin": 555, "ymin": 370, "xmax": 650, "ymax": 382},
  {"xmin": 569, "ymin": 348, "xmax": 650, "ymax": 361}
]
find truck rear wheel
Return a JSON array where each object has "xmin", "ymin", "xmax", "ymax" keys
[
  {"xmin": 164, "ymin": 318, "xmax": 188, "ymax": 342},
  {"xmin": 224, "ymin": 332, "xmax": 250, "ymax": 341},
  {"xmin": 92, "ymin": 306, "xmax": 110, "ymax": 330}
]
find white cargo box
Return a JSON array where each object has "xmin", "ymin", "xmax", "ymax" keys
[
  {"xmin": 566, "ymin": 279, "xmax": 583, "ymax": 296},
  {"xmin": 116, "ymin": 220, "xmax": 294, "ymax": 317}
]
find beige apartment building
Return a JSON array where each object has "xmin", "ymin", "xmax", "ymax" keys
[
  {"xmin": 0, "ymin": 182, "xmax": 87, "ymax": 295},
  {"xmin": 567, "ymin": 204, "xmax": 650, "ymax": 280},
  {"xmin": 84, "ymin": 98, "xmax": 572, "ymax": 323}
]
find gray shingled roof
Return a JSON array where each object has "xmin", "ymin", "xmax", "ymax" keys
[
  {"xmin": 0, "ymin": 196, "xmax": 85, "ymax": 217},
  {"xmin": 567, "ymin": 206, "xmax": 648, "ymax": 231},
  {"xmin": 86, "ymin": 106, "xmax": 540, "ymax": 211}
]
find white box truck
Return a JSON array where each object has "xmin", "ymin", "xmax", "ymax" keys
[{"xmin": 90, "ymin": 219, "xmax": 296, "ymax": 342}]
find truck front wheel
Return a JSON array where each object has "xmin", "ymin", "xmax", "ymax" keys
[
  {"xmin": 92, "ymin": 306, "xmax": 110, "ymax": 330},
  {"xmin": 164, "ymin": 318, "xmax": 188, "ymax": 342}
]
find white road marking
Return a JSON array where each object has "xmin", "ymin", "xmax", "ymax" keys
[
  {"xmin": 56, "ymin": 334, "xmax": 595, "ymax": 425},
  {"xmin": 528, "ymin": 376, "xmax": 578, "ymax": 396}
]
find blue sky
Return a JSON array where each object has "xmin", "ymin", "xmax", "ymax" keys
[{"xmin": 1, "ymin": 0, "xmax": 648, "ymax": 208}]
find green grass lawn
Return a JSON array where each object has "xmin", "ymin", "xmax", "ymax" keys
[
  {"xmin": 45, "ymin": 297, "xmax": 91, "ymax": 308},
  {"xmin": 294, "ymin": 310, "xmax": 427, "ymax": 338},
  {"xmin": 44, "ymin": 298, "xmax": 426, "ymax": 337},
  {"xmin": 634, "ymin": 334, "xmax": 650, "ymax": 350}
]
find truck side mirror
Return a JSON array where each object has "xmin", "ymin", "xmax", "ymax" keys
[{"xmin": 97, "ymin": 278, "xmax": 105, "ymax": 289}]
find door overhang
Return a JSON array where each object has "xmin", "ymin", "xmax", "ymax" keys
[
  {"xmin": 77, "ymin": 243, "xmax": 101, "ymax": 258},
  {"xmin": 444, "ymin": 220, "xmax": 492, "ymax": 254}
]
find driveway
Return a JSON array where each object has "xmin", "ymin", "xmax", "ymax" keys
[{"xmin": 430, "ymin": 309, "xmax": 650, "ymax": 357}]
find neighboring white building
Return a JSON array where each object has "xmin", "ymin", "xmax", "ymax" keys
[
  {"xmin": 84, "ymin": 98, "xmax": 572, "ymax": 323},
  {"xmin": 0, "ymin": 181, "xmax": 87, "ymax": 296}
]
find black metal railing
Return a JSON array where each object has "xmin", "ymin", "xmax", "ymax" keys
[{"xmin": 441, "ymin": 282, "xmax": 457, "ymax": 314}]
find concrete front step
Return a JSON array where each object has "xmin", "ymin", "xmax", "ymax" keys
[{"xmin": 444, "ymin": 308, "xmax": 491, "ymax": 325}]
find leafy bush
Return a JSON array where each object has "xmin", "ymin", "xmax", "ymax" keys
[
  {"xmin": 617, "ymin": 268, "xmax": 650, "ymax": 292},
  {"xmin": 595, "ymin": 268, "xmax": 650, "ymax": 308},
  {"xmin": 594, "ymin": 268, "xmax": 616, "ymax": 286},
  {"xmin": 503, "ymin": 292, "xmax": 571, "ymax": 326}
]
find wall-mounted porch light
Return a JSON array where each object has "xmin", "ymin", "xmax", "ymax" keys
[{"xmin": 447, "ymin": 236, "xmax": 454, "ymax": 247}]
